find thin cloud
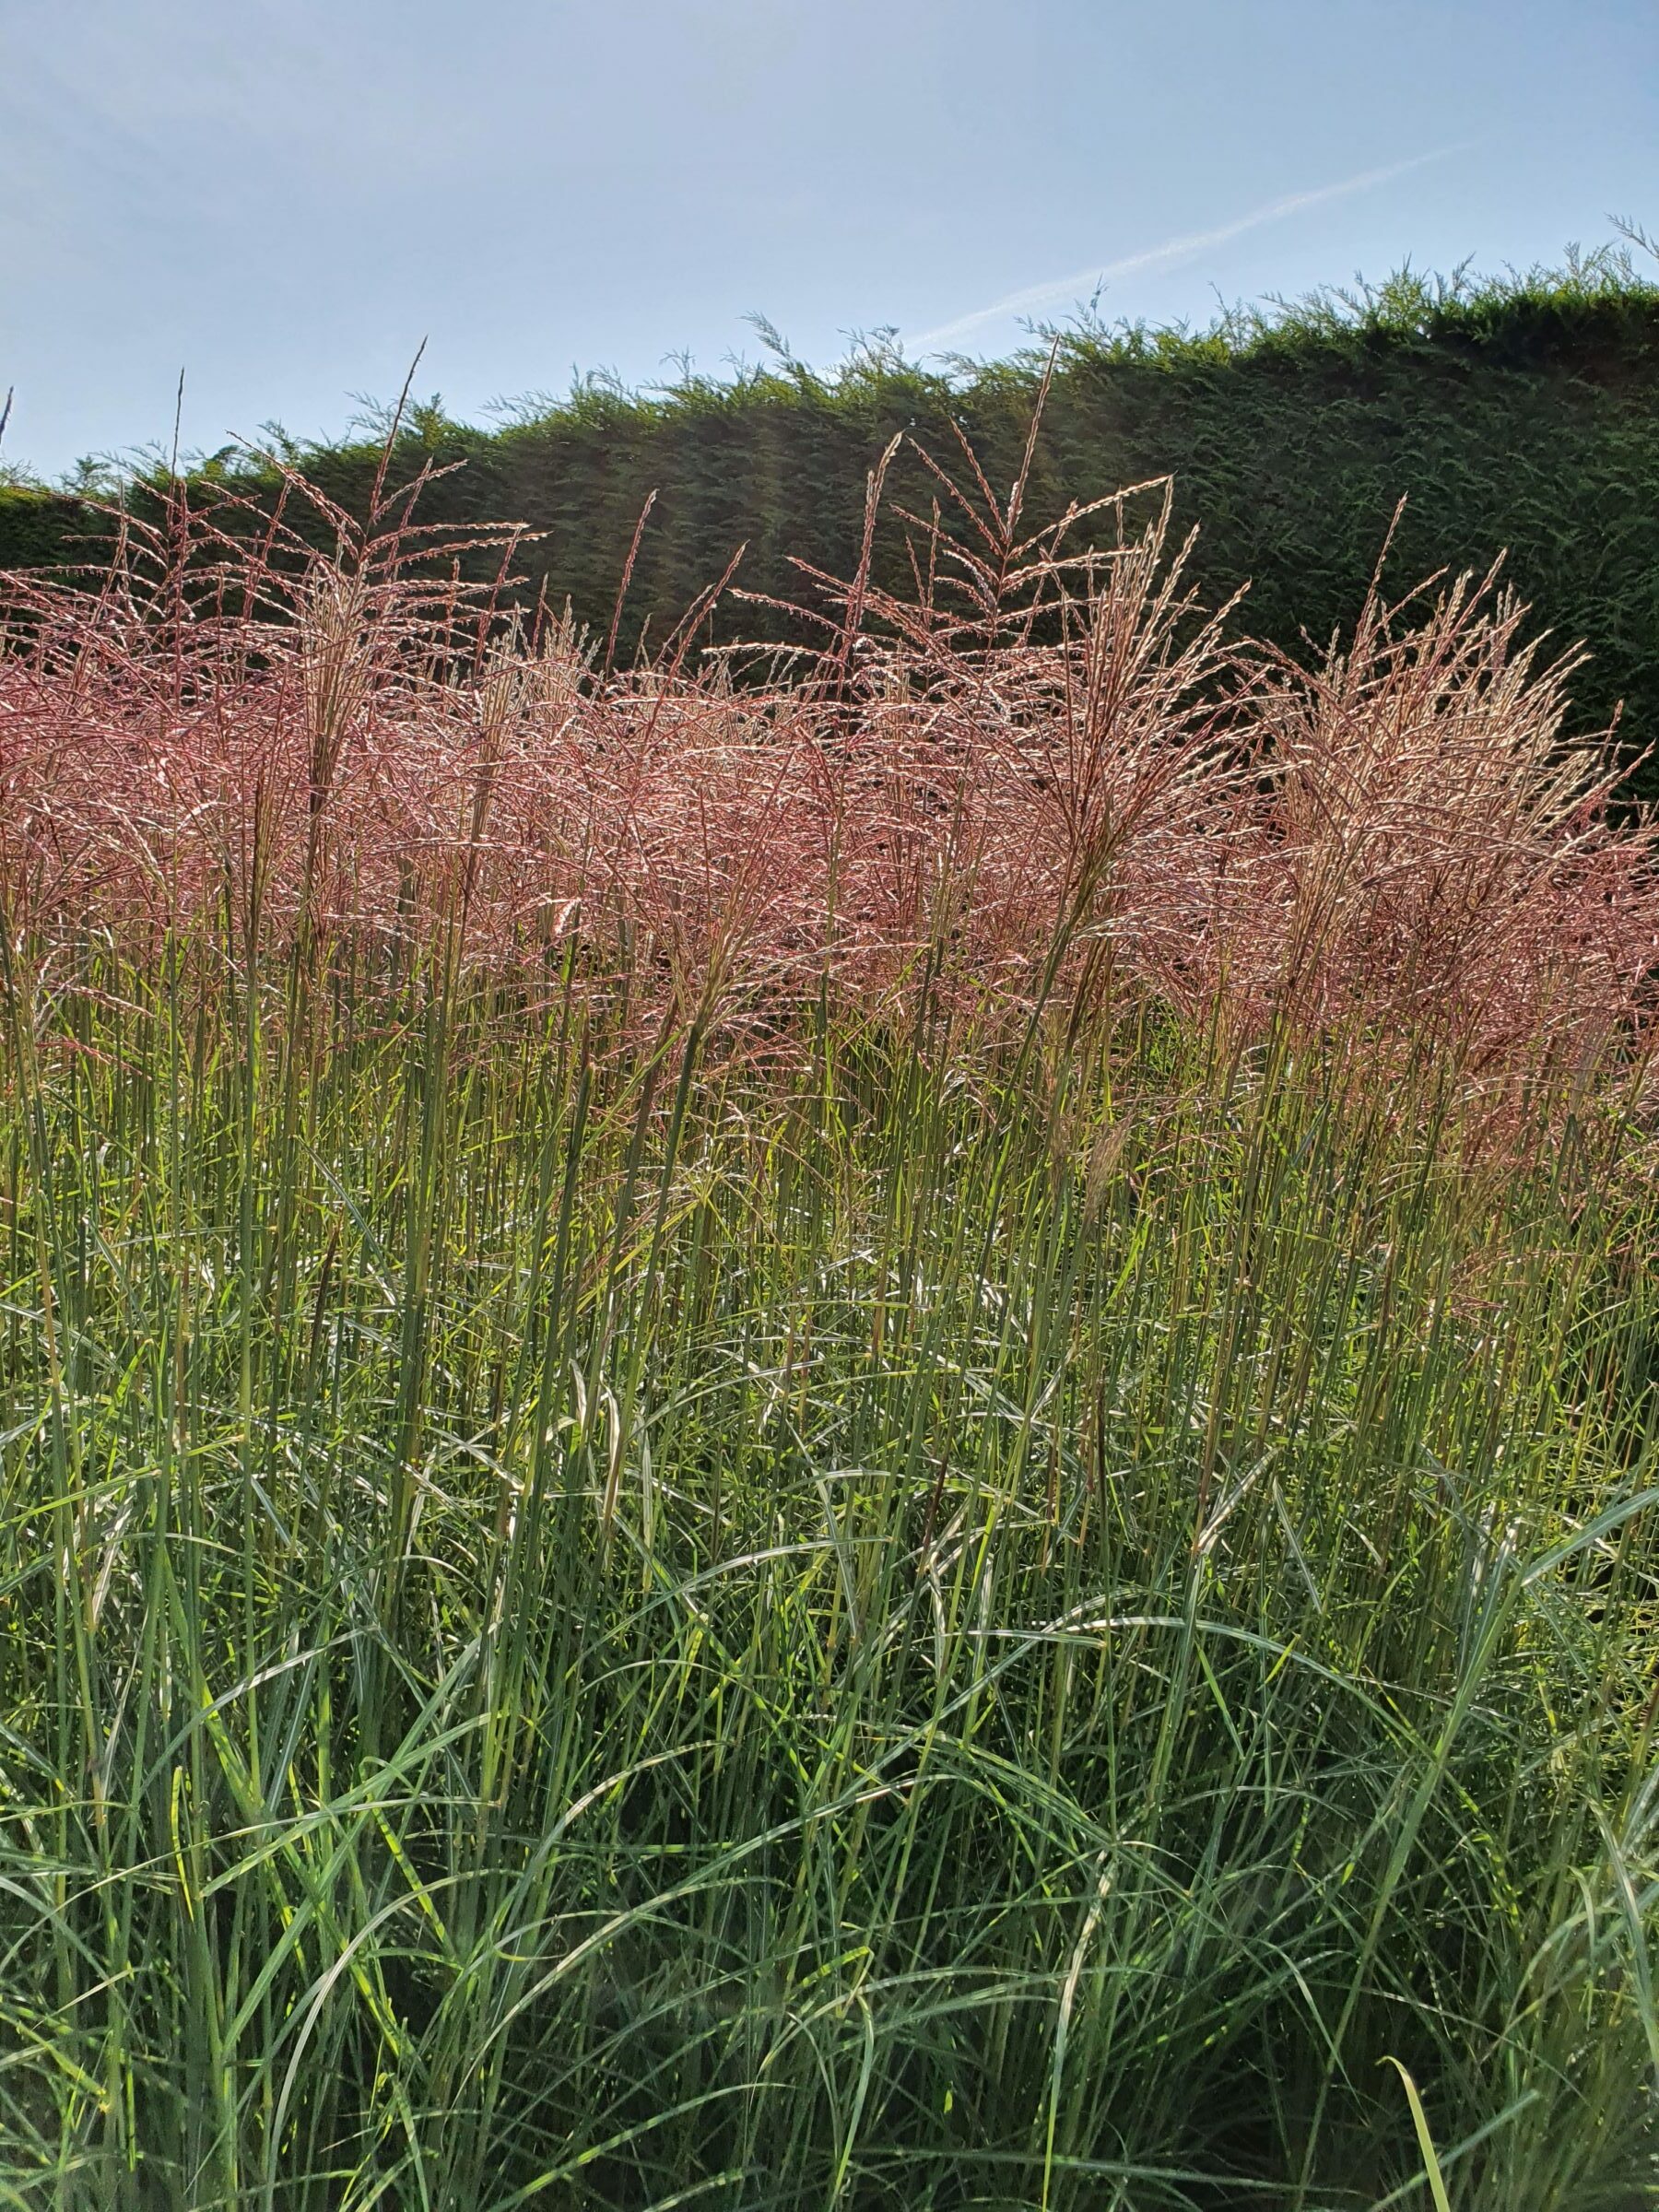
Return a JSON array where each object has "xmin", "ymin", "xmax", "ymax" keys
[{"xmin": 912, "ymin": 147, "xmax": 1468, "ymax": 350}]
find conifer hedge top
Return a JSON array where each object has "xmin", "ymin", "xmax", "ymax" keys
[{"xmin": 5, "ymin": 259, "xmax": 1658, "ymax": 785}]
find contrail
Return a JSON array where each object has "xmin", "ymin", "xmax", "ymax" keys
[{"xmin": 911, "ymin": 147, "xmax": 1468, "ymax": 350}]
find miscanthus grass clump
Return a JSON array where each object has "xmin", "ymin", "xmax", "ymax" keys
[{"xmin": 2, "ymin": 436, "xmax": 1658, "ymax": 2207}]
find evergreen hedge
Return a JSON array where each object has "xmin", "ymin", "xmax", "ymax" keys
[{"xmin": 5, "ymin": 262, "xmax": 1657, "ymax": 783}]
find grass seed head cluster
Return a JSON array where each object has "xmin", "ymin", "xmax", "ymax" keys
[{"xmin": 2, "ymin": 438, "xmax": 1653, "ymax": 1088}]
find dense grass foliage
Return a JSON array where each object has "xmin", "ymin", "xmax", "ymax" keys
[
  {"xmin": 4, "ymin": 982, "xmax": 1659, "ymax": 2209},
  {"xmin": 2, "ymin": 451, "xmax": 1658, "ymax": 2206},
  {"xmin": 5, "ymin": 256, "xmax": 1659, "ymax": 786}
]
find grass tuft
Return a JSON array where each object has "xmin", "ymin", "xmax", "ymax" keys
[{"xmin": 2, "ymin": 435, "xmax": 1657, "ymax": 2207}]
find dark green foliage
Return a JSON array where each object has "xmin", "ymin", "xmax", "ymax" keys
[
  {"xmin": 0, "ymin": 488, "xmax": 112, "ymax": 577},
  {"xmin": 6, "ymin": 262, "xmax": 1659, "ymax": 782}
]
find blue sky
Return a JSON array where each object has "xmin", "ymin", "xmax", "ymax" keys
[{"xmin": 4, "ymin": 0, "xmax": 1654, "ymax": 480}]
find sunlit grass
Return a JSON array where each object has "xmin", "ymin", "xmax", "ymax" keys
[
  {"xmin": 2, "ymin": 955, "xmax": 1655, "ymax": 2208},
  {"xmin": 2, "ymin": 440, "xmax": 1657, "ymax": 2206}
]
